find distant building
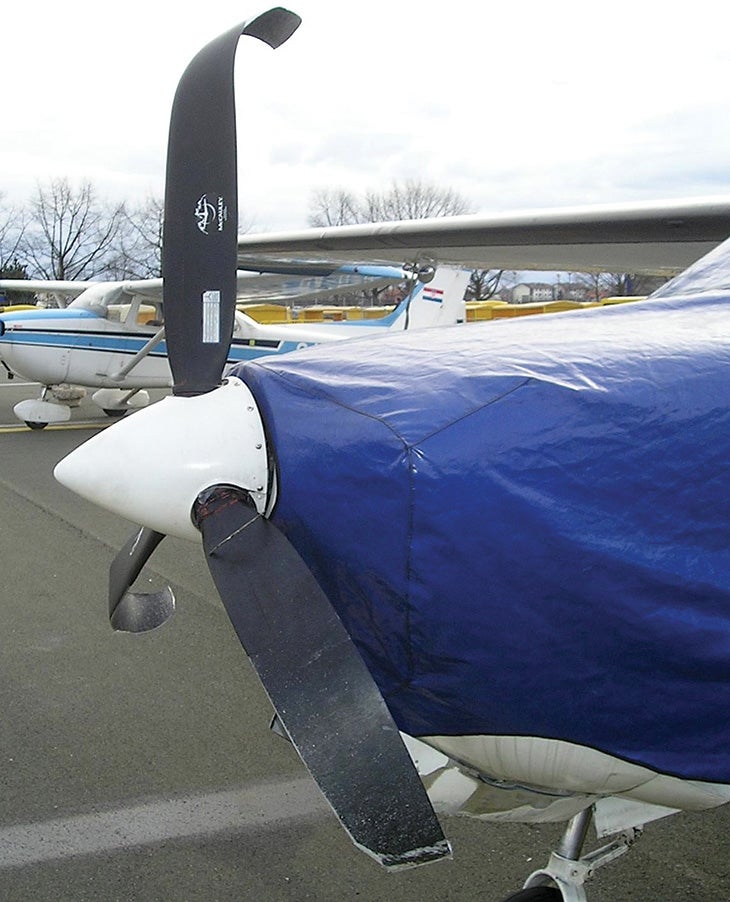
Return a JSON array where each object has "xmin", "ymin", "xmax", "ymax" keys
[
  {"xmin": 555, "ymin": 281, "xmax": 589, "ymax": 302},
  {"xmin": 511, "ymin": 282, "xmax": 557, "ymax": 304}
]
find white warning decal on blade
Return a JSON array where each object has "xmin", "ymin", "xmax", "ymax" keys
[{"xmin": 202, "ymin": 291, "xmax": 221, "ymax": 343}]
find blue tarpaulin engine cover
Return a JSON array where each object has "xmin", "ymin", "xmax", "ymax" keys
[{"xmin": 230, "ymin": 293, "xmax": 730, "ymax": 784}]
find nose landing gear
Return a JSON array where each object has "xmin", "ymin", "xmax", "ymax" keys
[{"xmin": 500, "ymin": 807, "xmax": 640, "ymax": 902}]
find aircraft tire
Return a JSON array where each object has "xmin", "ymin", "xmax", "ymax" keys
[
  {"xmin": 103, "ymin": 409, "xmax": 127, "ymax": 418},
  {"xmin": 500, "ymin": 888, "xmax": 562, "ymax": 902},
  {"xmin": 25, "ymin": 421, "xmax": 48, "ymax": 430}
]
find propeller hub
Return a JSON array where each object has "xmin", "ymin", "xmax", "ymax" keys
[{"xmin": 54, "ymin": 377, "xmax": 268, "ymax": 542}]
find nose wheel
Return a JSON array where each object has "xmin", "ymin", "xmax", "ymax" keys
[
  {"xmin": 92, "ymin": 388, "xmax": 150, "ymax": 416},
  {"xmin": 499, "ymin": 807, "xmax": 641, "ymax": 902}
]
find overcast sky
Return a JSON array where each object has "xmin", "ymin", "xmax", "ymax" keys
[{"xmin": 4, "ymin": 0, "xmax": 730, "ymax": 233}]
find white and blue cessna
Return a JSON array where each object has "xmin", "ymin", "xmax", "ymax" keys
[{"xmin": 0, "ymin": 262, "xmax": 468, "ymax": 427}]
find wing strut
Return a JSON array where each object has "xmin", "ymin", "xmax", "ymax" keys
[{"xmin": 110, "ymin": 326, "xmax": 166, "ymax": 382}]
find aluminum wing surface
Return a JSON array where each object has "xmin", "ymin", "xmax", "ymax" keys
[
  {"xmin": 234, "ymin": 262, "xmax": 405, "ymax": 304},
  {"xmin": 237, "ymin": 196, "xmax": 730, "ymax": 275},
  {"xmin": 40, "ymin": 265, "xmax": 404, "ymax": 314},
  {"xmin": 0, "ymin": 280, "xmax": 97, "ymax": 296}
]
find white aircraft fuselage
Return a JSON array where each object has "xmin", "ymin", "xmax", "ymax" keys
[{"xmin": 0, "ymin": 306, "xmax": 335, "ymax": 390}]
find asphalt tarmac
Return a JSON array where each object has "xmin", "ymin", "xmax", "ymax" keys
[{"xmin": 0, "ymin": 380, "xmax": 727, "ymax": 901}]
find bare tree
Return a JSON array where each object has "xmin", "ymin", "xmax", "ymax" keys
[
  {"xmin": 308, "ymin": 179, "xmax": 473, "ymax": 227},
  {"xmin": 363, "ymin": 179, "xmax": 472, "ymax": 222},
  {"xmin": 611, "ymin": 272, "xmax": 668, "ymax": 296},
  {"xmin": 0, "ymin": 192, "xmax": 26, "ymax": 273},
  {"xmin": 570, "ymin": 271, "xmax": 669, "ymax": 302},
  {"xmin": 308, "ymin": 189, "xmax": 361, "ymax": 227},
  {"xmin": 0, "ymin": 194, "xmax": 30, "ymax": 302},
  {"xmin": 467, "ymin": 269, "xmax": 505, "ymax": 301},
  {"xmin": 114, "ymin": 195, "xmax": 164, "ymax": 279},
  {"xmin": 20, "ymin": 178, "xmax": 126, "ymax": 281}
]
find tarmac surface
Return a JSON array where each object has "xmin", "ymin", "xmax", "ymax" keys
[{"xmin": 0, "ymin": 380, "xmax": 727, "ymax": 901}]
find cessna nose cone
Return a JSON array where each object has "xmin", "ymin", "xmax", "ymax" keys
[{"xmin": 54, "ymin": 377, "xmax": 268, "ymax": 541}]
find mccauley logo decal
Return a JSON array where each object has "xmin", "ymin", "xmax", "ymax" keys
[{"xmin": 195, "ymin": 194, "xmax": 228, "ymax": 235}]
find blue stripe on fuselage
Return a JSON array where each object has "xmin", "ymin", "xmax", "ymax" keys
[{"xmin": 0, "ymin": 324, "xmax": 312, "ymax": 362}]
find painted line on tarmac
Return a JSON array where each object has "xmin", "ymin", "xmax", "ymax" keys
[
  {"xmin": 0, "ymin": 421, "xmax": 107, "ymax": 434},
  {"xmin": 0, "ymin": 777, "xmax": 328, "ymax": 869}
]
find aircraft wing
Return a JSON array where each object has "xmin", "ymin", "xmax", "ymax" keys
[
  {"xmin": 0, "ymin": 280, "xmax": 97, "ymax": 296},
  {"xmin": 237, "ymin": 197, "xmax": 730, "ymax": 275},
  {"xmin": 234, "ymin": 262, "xmax": 405, "ymax": 303},
  {"xmin": 59, "ymin": 264, "xmax": 405, "ymax": 311}
]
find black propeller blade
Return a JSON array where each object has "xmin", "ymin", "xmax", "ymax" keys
[
  {"xmin": 193, "ymin": 485, "xmax": 450, "ymax": 868},
  {"xmin": 162, "ymin": 8, "xmax": 301, "ymax": 397},
  {"xmin": 109, "ymin": 526, "xmax": 174, "ymax": 633},
  {"xmin": 107, "ymin": 9, "xmax": 302, "ymax": 625}
]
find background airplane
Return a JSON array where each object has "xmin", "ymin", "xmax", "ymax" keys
[
  {"xmin": 0, "ymin": 262, "xmax": 469, "ymax": 428},
  {"xmin": 48, "ymin": 8, "xmax": 730, "ymax": 902}
]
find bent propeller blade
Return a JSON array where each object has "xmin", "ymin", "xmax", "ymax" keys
[
  {"xmin": 109, "ymin": 526, "xmax": 175, "ymax": 633},
  {"xmin": 162, "ymin": 8, "xmax": 301, "ymax": 396},
  {"xmin": 193, "ymin": 486, "xmax": 450, "ymax": 868}
]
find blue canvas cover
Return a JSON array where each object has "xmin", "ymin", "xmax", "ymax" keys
[{"xmin": 230, "ymin": 292, "xmax": 730, "ymax": 783}]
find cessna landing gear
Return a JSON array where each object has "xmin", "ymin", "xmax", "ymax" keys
[
  {"xmin": 14, "ymin": 384, "xmax": 85, "ymax": 429},
  {"xmin": 14, "ymin": 386, "xmax": 152, "ymax": 428},
  {"xmin": 500, "ymin": 808, "xmax": 640, "ymax": 902},
  {"xmin": 15, "ymin": 391, "xmax": 73, "ymax": 430},
  {"xmin": 92, "ymin": 388, "xmax": 150, "ymax": 417}
]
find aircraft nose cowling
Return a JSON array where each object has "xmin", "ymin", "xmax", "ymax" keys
[{"xmin": 54, "ymin": 377, "xmax": 269, "ymax": 542}]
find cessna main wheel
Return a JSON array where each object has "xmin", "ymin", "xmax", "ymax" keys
[
  {"xmin": 103, "ymin": 409, "xmax": 127, "ymax": 418},
  {"xmin": 26, "ymin": 421, "xmax": 48, "ymax": 430}
]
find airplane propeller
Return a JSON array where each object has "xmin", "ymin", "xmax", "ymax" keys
[
  {"xmin": 55, "ymin": 8, "xmax": 451, "ymax": 869},
  {"xmin": 104, "ymin": 8, "xmax": 300, "ymax": 635}
]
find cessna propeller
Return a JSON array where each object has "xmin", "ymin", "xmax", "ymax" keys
[{"xmin": 55, "ymin": 8, "xmax": 450, "ymax": 869}]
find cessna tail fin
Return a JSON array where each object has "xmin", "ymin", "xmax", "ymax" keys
[{"xmin": 383, "ymin": 267, "xmax": 469, "ymax": 330}]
